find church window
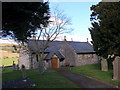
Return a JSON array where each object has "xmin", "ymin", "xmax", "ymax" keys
[{"xmin": 36, "ymin": 55, "xmax": 38, "ymax": 62}]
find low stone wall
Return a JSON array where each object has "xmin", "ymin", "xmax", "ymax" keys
[{"xmin": 75, "ymin": 54, "xmax": 99, "ymax": 66}]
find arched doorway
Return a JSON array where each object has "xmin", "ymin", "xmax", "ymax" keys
[{"xmin": 51, "ymin": 57, "xmax": 59, "ymax": 69}]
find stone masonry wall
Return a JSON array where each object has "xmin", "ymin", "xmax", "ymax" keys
[
  {"xmin": 31, "ymin": 53, "xmax": 48, "ymax": 69},
  {"xmin": 31, "ymin": 54, "xmax": 39, "ymax": 69},
  {"xmin": 59, "ymin": 41, "xmax": 77, "ymax": 66},
  {"xmin": 75, "ymin": 54, "xmax": 99, "ymax": 66},
  {"xmin": 59, "ymin": 41, "xmax": 99, "ymax": 67},
  {"xmin": 19, "ymin": 45, "xmax": 30, "ymax": 69}
]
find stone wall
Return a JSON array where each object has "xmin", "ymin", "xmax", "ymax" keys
[
  {"xmin": 30, "ymin": 53, "xmax": 48, "ymax": 69},
  {"xmin": 31, "ymin": 54, "xmax": 39, "ymax": 69},
  {"xmin": 19, "ymin": 45, "xmax": 31, "ymax": 69},
  {"xmin": 75, "ymin": 54, "xmax": 99, "ymax": 66},
  {"xmin": 44, "ymin": 61, "xmax": 50, "ymax": 69},
  {"xmin": 59, "ymin": 41, "xmax": 99, "ymax": 67},
  {"xmin": 59, "ymin": 41, "xmax": 76, "ymax": 66}
]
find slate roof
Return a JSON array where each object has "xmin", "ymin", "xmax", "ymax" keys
[
  {"xmin": 44, "ymin": 51, "xmax": 65, "ymax": 61},
  {"xmin": 28, "ymin": 40, "xmax": 63, "ymax": 53},
  {"xmin": 28, "ymin": 40, "xmax": 95, "ymax": 60},
  {"xmin": 28, "ymin": 40, "xmax": 65, "ymax": 60},
  {"xmin": 68, "ymin": 41, "xmax": 95, "ymax": 54}
]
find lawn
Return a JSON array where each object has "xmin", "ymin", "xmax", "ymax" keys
[
  {"xmin": 66, "ymin": 64, "xmax": 119, "ymax": 86},
  {"xmin": 2, "ymin": 67, "xmax": 79, "ymax": 88},
  {"xmin": 0, "ymin": 58, "xmax": 18, "ymax": 67}
]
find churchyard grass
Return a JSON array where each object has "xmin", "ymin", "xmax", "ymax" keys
[
  {"xmin": 2, "ymin": 67, "xmax": 79, "ymax": 88},
  {"xmin": 0, "ymin": 58, "xmax": 18, "ymax": 67},
  {"xmin": 68, "ymin": 64, "xmax": 119, "ymax": 86}
]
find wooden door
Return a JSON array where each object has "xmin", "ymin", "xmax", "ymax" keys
[{"xmin": 52, "ymin": 58, "xmax": 58, "ymax": 69}]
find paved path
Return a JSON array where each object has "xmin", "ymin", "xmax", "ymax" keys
[{"xmin": 55, "ymin": 68, "xmax": 119, "ymax": 88}]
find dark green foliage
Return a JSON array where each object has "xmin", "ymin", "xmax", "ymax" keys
[
  {"xmin": 89, "ymin": 2, "xmax": 120, "ymax": 58},
  {"xmin": 2, "ymin": 2, "xmax": 50, "ymax": 42},
  {"xmin": 107, "ymin": 58, "xmax": 114, "ymax": 70}
]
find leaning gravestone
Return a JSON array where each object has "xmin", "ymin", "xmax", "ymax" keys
[
  {"xmin": 113, "ymin": 56, "xmax": 120, "ymax": 82},
  {"xmin": 101, "ymin": 57, "xmax": 108, "ymax": 71}
]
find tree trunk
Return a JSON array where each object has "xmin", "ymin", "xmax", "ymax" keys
[
  {"xmin": 101, "ymin": 57, "xmax": 108, "ymax": 71},
  {"xmin": 38, "ymin": 53, "xmax": 46, "ymax": 74}
]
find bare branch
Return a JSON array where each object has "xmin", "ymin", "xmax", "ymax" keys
[
  {"xmin": 32, "ymin": 6, "xmax": 73, "ymax": 62},
  {"xmin": 37, "ymin": 29, "xmax": 42, "ymax": 40}
]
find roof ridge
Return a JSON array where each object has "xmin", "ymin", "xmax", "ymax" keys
[
  {"xmin": 28, "ymin": 39, "xmax": 88, "ymax": 43},
  {"xmin": 68, "ymin": 41, "xmax": 88, "ymax": 43}
]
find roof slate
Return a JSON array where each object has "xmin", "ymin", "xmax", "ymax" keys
[
  {"xmin": 44, "ymin": 51, "xmax": 65, "ymax": 60},
  {"xmin": 68, "ymin": 41, "xmax": 95, "ymax": 53},
  {"xmin": 28, "ymin": 40, "xmax": 95, "ymax": 55}
]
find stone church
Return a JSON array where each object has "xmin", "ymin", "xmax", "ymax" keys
[{"xmin": 18, "ymin": 39, "xmax": 99, "ymax": 69}]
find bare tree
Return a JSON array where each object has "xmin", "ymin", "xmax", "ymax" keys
[{"xmin": 32, "ymin": 7, "xmax": 73, "ymax": 74}]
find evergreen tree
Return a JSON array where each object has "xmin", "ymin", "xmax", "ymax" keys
[
  {"xmin": 2, "ymin": 2, "xmax": 50, "ymax": 43},
  {"xmin": 89, "ymin": 2, "xmax": 120, "ymax": 58}
]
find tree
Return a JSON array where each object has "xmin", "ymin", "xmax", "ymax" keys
[
  {"xmin": 89, "ymin": 2, "xmax": 120, "ymax": 70},
  {"xmin": 2, "ymin": 2, "xmax": 72, "ymax": 73},
  {"xmin": 2, "ymin": 2, "xmax": 50, "ymax": 43},
  {"xmin": 1, "ymin": 2, "xmax": 50, "ymax": 73},
  {"xmin": 32, "ymin": 7, "xmax": 72, "ymax": 74}
]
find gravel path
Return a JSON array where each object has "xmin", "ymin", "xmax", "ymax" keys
[{"xmin": 55, "ymin": 68, "xmax": 119, "ymax": 89}]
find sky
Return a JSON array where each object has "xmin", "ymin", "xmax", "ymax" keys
[
  {"xmin": 0, "ymin": 39, "xmax": 18, "ymax": 44},
  {"xmin": 49, "ymin": 1, "xmax": 101, "ymax": 42},
  {"xmin": 0, "ymin": 1, "xmax": 101, "ymax": 44}
]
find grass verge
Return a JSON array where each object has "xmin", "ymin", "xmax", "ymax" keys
[
  {"xmin": 2, "ymin": 67, "xmax": 79, "ymax": 88},
  {"xmin": 65, "ymin": 64, "xmax": 119, "ymax": 86}
]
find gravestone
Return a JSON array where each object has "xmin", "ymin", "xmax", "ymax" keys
[
  {"xmin": 12, "ymin": 61, "xmax": 16, "ymax": 71},
  {"xmin": 21, "ymin": 65, "xmax": 26, "ymax": 78},
  {"xmin": 113, "ymin": 56, "xmax": 120, "ymax": 81},
  {"xmin": 101, "ymin": 57, "xmax": 108, "ymax": 71},
  {"xmin": 16, "ymin": 64, "xmax": 19, "ymax": 70}
]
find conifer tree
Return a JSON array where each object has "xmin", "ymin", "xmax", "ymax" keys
[
  {"xmin": 2, "ymin": 2, "xmax": 50, "ymax": 43},
  {"xmin": 89, "ymin": 2, "xmax": 120, "ymax": 58},
  {"xmin": 89, "ymin": 2, "xmax": 120, "ymax": 70}
]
